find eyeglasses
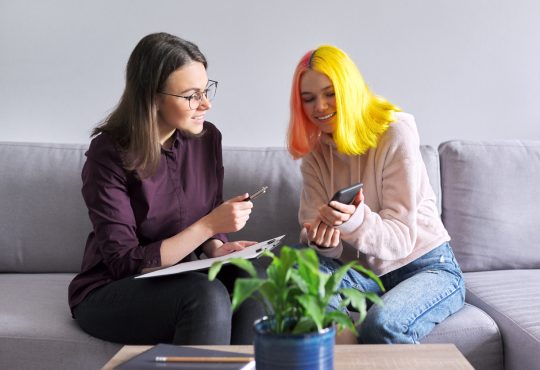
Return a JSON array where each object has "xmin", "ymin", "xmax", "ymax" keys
[{"xmin": 158, "ymin": 80, "xmax": 218, "ymax": 110}]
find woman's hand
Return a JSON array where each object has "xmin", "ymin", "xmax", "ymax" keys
[
  {"xmin": 304, "ymin": 217, "xmax": 341, "ymax": 248},
  {"xmin": 207, "ymin": 240, "xmax": 257, "ymax": 258},
  {"xmin": 203, "ymin": 194, "xmax": 253, "ymax": 234},
  {"xmin": 319, "ymin": 189, "xmax": 363, "ymax": 226}
]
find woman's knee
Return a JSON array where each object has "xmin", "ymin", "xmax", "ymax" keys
[
  {"xmin": 173, "ymin": 276, "xmax": 232, "ymax": 342},
  {"xmin": 187, "ymin": 276, "xmax": 231, "ymax": 315}
]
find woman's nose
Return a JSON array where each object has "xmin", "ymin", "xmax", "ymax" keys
[
  {"xmin": 315, "ymin": 97, "xmax": 328, "ymax": 112},
  {"xmin": 198, "ymin": 95, "xmax": 211, "ymax": 110}
]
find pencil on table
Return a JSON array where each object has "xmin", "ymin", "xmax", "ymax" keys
[{"xmin": 154, "ymin": 356, "xmax": 254, "ymax": 363}]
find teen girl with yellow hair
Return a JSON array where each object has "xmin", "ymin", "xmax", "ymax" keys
[{"xmin": 288, "ymin": 45, "xmax": 465, "ymax": 343}]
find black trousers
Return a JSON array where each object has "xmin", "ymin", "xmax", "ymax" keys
[{"xmin": 73, "ymin": 264, "xmax": 266, "ymax": 345}]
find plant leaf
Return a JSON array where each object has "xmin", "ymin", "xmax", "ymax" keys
[
  {"xmin": 324, "ymin": 261, "xmax": 357, "ymax": 295},
  {"xmin": 208, "ymin": 260, "xmax": 226, "ymax": 281},
  {"xmin": 257, "ymin": 280, "xmax": 280, "ymax": 314},
  {"xmin": 279, "ymin": 246, "xmax": 298, "ymax": 271},
  {"xmin": 339, "ymin": 288, "xmax": 368, "ymax": 324},
  {"xmin": 273, "ymin": 247, "xmax": 296, "ymax": 288},
  {"xmin": 209, "ymin": 244, "xmax": 384, "ymax": 336},
  {"xmin": 324, "ymin": 310, "xmax": 358, "ymax": 335},
  {"xmin": 289, "ymin": 269, "xmax": 309, "ymax": 293},
  {"xmin": 317, "ymin": 271, "xmax": 331, "ymax": 299},
  {"xmin": 231, "ymin": 278, "xmax": 265, "ymax": 311},
  {"xmin": 296, "ymin": 295, "xmax": 324, "ymax": 331},
  {"xmin": 352, "ymin": 263, "xmax": 385, "ymax": 292},
  {"xmin": 296, "ymin": 248, "xmax": 321, "ymax": 296},
  {"xmin": 260, "ymin": 249, "xmax": 276, "ymax": 259},
  {"xmin": 209, "ymin": 257, "xmax": 258, "ymax": 281},
  {"xmin": 266, "ymin": 256, "xmax": 283, "ymax": 286},
  {"xmin": 364, "ymin": 291, "xmax": 384, "ymax": 306},
  {"xmin": 292, "ymin": 316, "xmax": 317, "ymax": 334},
  {"xmin": 298, "ymin": 248, "xmax": 320, "ymax": 273},
  {"xmin": 225, "ymin": 258, "xmax": 258, "ymax": 278}
]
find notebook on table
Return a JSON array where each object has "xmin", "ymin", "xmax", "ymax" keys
[{"xmin": 115, "ymin": 343, "xmax": 255, "ymax": 370}]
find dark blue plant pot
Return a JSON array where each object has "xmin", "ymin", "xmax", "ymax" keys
[{"xmin": 253, "ymin": 317, "xmax": 335, "ymax": 370}]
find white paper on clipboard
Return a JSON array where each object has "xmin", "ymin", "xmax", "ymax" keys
[{"xmin": 136, "ymin": 235, "xmax": 285, "ymax": 279}]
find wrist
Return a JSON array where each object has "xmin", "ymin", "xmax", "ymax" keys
[
  {"xmin": 202, "ymin": 238, "xmax": 223, "ymax": 257},
  {"xmin": 198, "ymin": 215, "xmax": 217, "ymax": 237}
]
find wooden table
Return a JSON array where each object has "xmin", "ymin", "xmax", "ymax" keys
[{"xmin": 102, "ymin": 343, "xmax": 473, "ymax": 370}]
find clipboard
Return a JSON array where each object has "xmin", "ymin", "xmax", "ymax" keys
[{"xmin": 136, "ymin": 235, "xmax": 285, "ymax": 279}]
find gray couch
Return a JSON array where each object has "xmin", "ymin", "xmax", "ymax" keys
[{"xmin": 1, "ymin": 140, "xmax": 539, "ymax": 370}]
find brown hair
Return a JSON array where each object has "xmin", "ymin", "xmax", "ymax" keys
[{"xmin": 93, "ymin": 32, "xmax": 207, "ymax": 177}]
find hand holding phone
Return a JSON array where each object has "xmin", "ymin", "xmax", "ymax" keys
[{"xmin": 329, "ymin": 183, "xmax": 363, "ymax": 206}]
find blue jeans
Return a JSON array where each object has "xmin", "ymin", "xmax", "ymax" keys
[{"xmin": 318, "ymin": 242, "xmax": 465, "ymax": 344}]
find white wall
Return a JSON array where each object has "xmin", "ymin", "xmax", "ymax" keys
[{"xmin": 1, "ymin": 0, "xmax": 539, "ymax": 148}]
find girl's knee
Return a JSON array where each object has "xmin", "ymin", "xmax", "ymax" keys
[{"xmin": 359, "ymin": 309, "xmax": 412, "ymax": 344}]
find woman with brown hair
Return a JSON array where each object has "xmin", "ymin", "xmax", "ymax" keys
[{"xmin": 68, "ymin": 32, "xmax": 260, "ymax": 345}]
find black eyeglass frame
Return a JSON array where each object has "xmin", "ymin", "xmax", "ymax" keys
[{"xmin": 158, "ymin": 80, "xmax": 218, "ymax": 110}]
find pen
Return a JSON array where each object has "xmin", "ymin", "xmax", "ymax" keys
[
  {"xmin": 244, "ymin": 186, "xmax": 268, "ymax": 201},
  {"xmin": 154, "ymin": 356, "xmax": 254, "ymax": 363}
]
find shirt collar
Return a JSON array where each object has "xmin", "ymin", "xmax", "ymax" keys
[{"xmin": 160, "ymin": 130, "xmax": 182, "ymax": 153}]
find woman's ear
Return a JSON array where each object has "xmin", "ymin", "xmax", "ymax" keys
[{"xmin": 155, "ymin": 93, "xmax": 164, "ymax": 111}]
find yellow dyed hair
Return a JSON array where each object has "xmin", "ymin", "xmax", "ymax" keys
[{"xmin": 287, "ymin": 45, "xmax": 400, "ymax": 158}]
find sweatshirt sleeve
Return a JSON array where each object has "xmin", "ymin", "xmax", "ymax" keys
[
  {"xmin": 298, "ymin": 154, "xmax": 344, "ymax": 259},
  {"xmin": 337, "ymin": 118, "xmax": 422, "ymax": 261}
]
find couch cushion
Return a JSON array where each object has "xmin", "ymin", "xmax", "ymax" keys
[
  {"xmin": 465, "ymin": 270, "xmax": 540, "ymax": 370},
  {"xmin": 0, "ymin": 142, "xmax": 90, "ymax": 273},
  {"xmin": 346, "ymin": 302, "xmax": 501, "ymax": 370},
  {"xmin": 421, "ymin": 303, "xmax": 503, "ymax": 370},
  {"xmin": 439, "ymin": 140, "xmax": 540, "ymax": 272},
  {"xmin": 0, "ymin": 273, "xmax": 121, "ymax": 370}
]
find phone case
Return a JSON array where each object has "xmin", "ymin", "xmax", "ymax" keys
[{"xmin": 329, "ymin": 182, "xmax": 363, "ymax": 205}]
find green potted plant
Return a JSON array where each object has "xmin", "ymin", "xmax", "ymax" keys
[{"xmin": 209, "ymin": 245, "xmax": 385, "ymax": 370}]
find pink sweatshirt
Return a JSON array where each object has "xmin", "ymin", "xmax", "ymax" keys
[{"xmin": 299, "ymin": 112, "xmax": 450, "ymax": 276}]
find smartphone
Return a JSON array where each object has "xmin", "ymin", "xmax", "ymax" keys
[{"xmin": 329, "ymin": 182, "xmax": 363, "ymax": 205}]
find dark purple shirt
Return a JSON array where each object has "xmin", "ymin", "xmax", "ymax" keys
[{"xmin": 68, "ymin": 122, "xmax": 227, "ymax": 312}]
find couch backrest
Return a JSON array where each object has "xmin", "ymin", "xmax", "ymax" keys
[
  {"xmin": 439, "ymin": 140, "xmax": 540, "ymax": 272},
  {"xmin": 420, "ymin": 145, "xmax": 442, "ymax": 213},
  {"xmin": 0, "ymin": 142, "xmax": 89, "ymax": 273},
  {"xmin": 221, "ymin": 147, "xmax": 302, "ymax": 248},
  {"xmin": 0, "ymin": 142, "xmax": 439, "ymax": 273}
]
